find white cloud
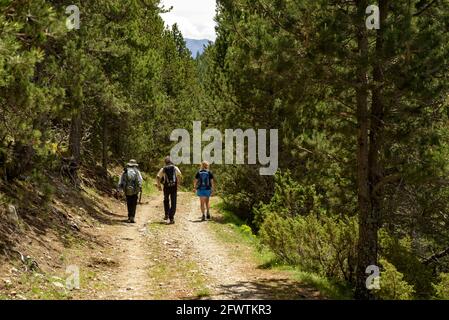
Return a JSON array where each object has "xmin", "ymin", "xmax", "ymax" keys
[{"xmin": 160, "ymin": 0, "xmax": 217, "ymax": 41}]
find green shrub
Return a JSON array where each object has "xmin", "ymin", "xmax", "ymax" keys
[
  {"xmin": 376, "ymin": 258, "xmax": 415, "ymax": 300},
  {"xmin": 239, "ymin": 224, "xmax": 255, "ymax": 238},
  {"xmin": 221, "ymin": 166, "xmax": 274, "ymax": 223},
  {"xmin": 256, "ymin": 171, "xmax": 357, "ymax": 282},
  {"xmin": 432, "ymin": 273, "xmax": 449, "ymax": 300},
  {"xmin": 258, "ymin": 212, "xmax": 358, "ymax": 282},
  {"xmin": 254, "ymin": 171, "xmax": 325, "ymax": 228},
  {"xmin": 379, "ymin": 230, "xmax": 434, "ymax": 298}
]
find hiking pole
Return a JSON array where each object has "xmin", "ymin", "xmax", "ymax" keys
[{"xmin": 139, "ymin": 190, "xmax": 143, "ymax": 204}]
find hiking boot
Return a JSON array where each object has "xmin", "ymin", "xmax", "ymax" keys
[
  {"xmin": 207, "ymin": 213, "xmax": 211, "ymax": 220},
  {"xmin": 201, "ymin": 215, "xmax": 206, "ymax": 222},
  {"xmin": 169, "ymin": 220, "xmax": 175, "ymax": 225},
  {"xmin": 164, "ymin": 215, "xmax": 169, "ymax": 221},
  {"xmin": 130, "ymin": 218, "xmax": 136, "ymax": 224}
]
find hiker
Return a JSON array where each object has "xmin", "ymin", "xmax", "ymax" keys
[
  {"xmin": 117, "ymin": 159, "xmax": 143, "ymax": 223},
  {"xmin": 193, "ymin": 161, "xmax": 215, "ymax": 221},
  {"xmin": 156, "ymin": 157, "xmax": 182, "ymax": 224}
]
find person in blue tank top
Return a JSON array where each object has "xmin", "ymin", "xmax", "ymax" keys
[{"xmin": 193, "ymin": 161, "xmax": 215, "ymax": 221}]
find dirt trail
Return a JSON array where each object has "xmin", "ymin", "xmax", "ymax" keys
[{"xmin": 81, "ymin": 192, "xmax": 321, "ymax": 300}]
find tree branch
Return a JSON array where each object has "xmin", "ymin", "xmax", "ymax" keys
[
  {"xmin": 423, "ymin": 246, "xmax": 449, "ymax": 265},
  {"xmin": 413, "ymin": 0, "xmax": 439, "ymax": 17}
]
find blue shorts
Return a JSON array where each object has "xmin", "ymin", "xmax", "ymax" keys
[{"xmin": 197, "ymin": 189, "xmax": 212, "ymax": 198}]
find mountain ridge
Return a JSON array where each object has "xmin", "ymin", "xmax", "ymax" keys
[{"xmin": 185, "ymin": 38, "xmax": 212, "ymax": 58}]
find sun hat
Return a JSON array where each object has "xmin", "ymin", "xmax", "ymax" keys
[{"xmin": 127, "ymin": 159, "xmax": 139, "ymax": 167}]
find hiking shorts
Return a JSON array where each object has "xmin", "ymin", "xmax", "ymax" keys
[{"xmin": 197, "ymin": 189, "xmax": 212, "ymax": 198}]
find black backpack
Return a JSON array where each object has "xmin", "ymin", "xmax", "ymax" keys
[{"xmin": 163, "ymin": 165, "xmax": 177, "ymax": 188}]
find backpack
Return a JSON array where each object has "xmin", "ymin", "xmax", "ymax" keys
[
  {"xmin": 163, "ymin": 165, "xmax": 177, "ymax": 188},
  {"xmin": 197, "ymin": 170, "xmax": 211, "ymax": 190},
  {"xmin": 124, "ymin": 168, "xmax": 139, "ymax": 196}
]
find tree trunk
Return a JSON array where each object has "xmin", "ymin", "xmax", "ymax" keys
[
  {"xmin": 354, "ymin": 0, "xmax": 376, "ymax": 300},
  {"xmin": 102, "ymin": 104, "xmax": 108, "ymax": 174},
  {"xmin": 369, "ymin": 0, "xmax": 388, "ymax": 264},
  {"xmin": 69, "ymin": 112, "xmax": 82, "ymax": 163},
  {"xmin": 354, "ymin": 0, "xmax": 388, "ymax": 300}
]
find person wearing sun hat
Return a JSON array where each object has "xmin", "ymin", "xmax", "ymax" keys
[{"xmin": 118, "ymin": 159, "xmax": 143, "ymax": 223}]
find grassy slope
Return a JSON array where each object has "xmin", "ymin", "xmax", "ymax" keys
[{"xmin": 0, "ymin": 167, "xmax": 133, "ymax": 300}]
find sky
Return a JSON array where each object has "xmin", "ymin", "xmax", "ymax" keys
[{"xmin": 160, "ymin": 0, "xmax": 217, "ymax": 41}]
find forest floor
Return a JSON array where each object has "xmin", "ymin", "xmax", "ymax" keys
[{"xmin": 0, "ymin": 186, "xmax": 324, "ymax": 300}]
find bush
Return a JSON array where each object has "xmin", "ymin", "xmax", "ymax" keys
[
  {"xmin": 221, "ymin": 168, "xmax": 332, "ymax": 232},
  {"xmin": 376, "ymin": 259, "xmax": 415, "ymax": 300},
  {"xmin": 239, "ymin": 224, "xmax": 255, "ymax": 238},
  {"xmin": 433, "ymin": 273, "xmax": 449, "ymax": 300},
  {"xmin": 254, "ymin": 171, "xmax": 325, "ymax": 228},
  {"xmin": 255, "ymin": 171, "xmax": 357, "ymax": 282},
  {"xmin": 258, "ymin": 212, "xmax": 358, "ymax": 282},
  {"xmin": 379, "ymin": 230, "xmax": 434, "ymax": 298},
  {"xmin": 220, "ymin": 166, "xmax": 274, "ymax": 224}
]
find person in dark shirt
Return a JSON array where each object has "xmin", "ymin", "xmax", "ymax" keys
[{"xmin": 156, "ymin": 156, "xmax": 182, "ymax": 224}]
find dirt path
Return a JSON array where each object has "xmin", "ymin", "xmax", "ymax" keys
[{"xmin": 80, "ymin": 192, "xmax": 321, "ymax": 300}]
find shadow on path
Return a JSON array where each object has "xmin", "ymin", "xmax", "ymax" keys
[{"xmin": 215, "ymin": 278, "xmax": 322, "ymax": 300}]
